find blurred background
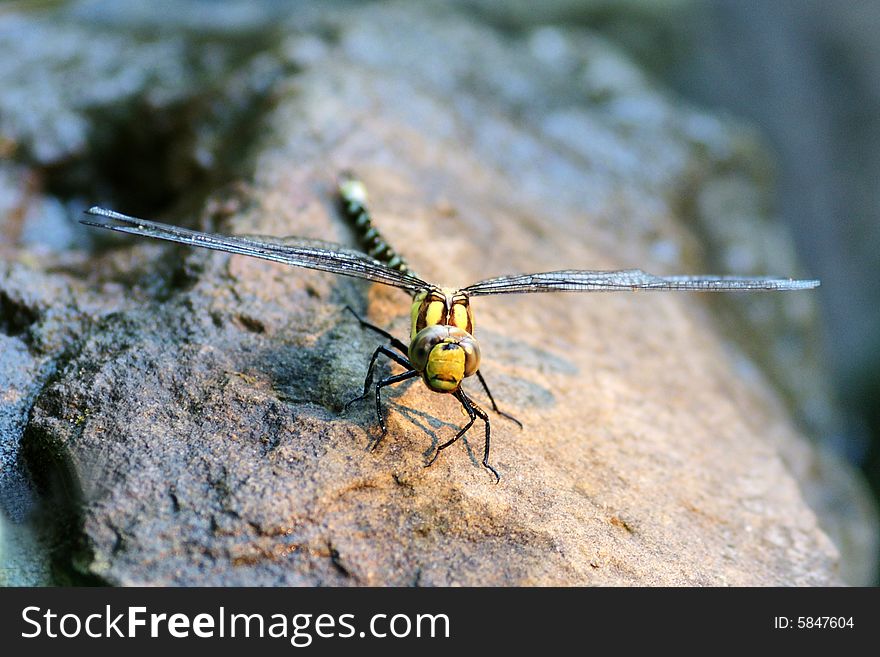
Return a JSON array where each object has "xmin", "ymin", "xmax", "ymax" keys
[
  {"xmin": 581, "ymin": 0, "xmax": 880, "ymax": 482},
  {"xmin": 0, "ymin": 0, "xmax": 877, "ymax": 583},
  {"xmin": 559, "ymin": 0, "xmax": 880, "ymax": 581}
]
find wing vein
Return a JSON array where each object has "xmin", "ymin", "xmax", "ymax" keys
[
  {"xmin": 82, "ymin": 207, "xmax": 429, "ymax": 294},
  {"xmin": 464, "ymin": 269, "xmax": 819, "ymax": 295}
]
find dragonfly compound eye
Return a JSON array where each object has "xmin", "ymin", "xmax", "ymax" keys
[
  {"xmin": 409, "ymin": 326, "xmax": 480, "ymax": 393},
  {"xmin": 458, "ymin": 334, "xmax": 481, "ymax": 377}
]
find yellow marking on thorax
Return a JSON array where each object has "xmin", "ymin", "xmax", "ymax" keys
[
  {"xmin": 410, "ymin": 287, "xmax": 473, "ymax": 343},
  {"xmin": 424, "ymin": 300, "xmax": 445, "ymax": 328},
  {"xmin": 410, "ymin": 290, "xmax": 428, "ymax": 342},
  {"xmin": 451, "ymin": 303, "xmax": 470, "ymax": 332}
]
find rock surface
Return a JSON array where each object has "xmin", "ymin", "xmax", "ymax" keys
[{"xmin": 2, "ymin": 1, "xmax": 872, "ymax": 585}]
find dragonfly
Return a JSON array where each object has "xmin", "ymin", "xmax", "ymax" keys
[{"xmin": 81, "ymin": 177, "xmax": 819, "ymax": 482}]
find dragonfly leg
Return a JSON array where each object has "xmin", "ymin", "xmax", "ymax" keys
[
  {"xmin": 468, "ymin": 397, "xmax": 500, "ymax": 484},
  {"xmin": 476, "ymin": 370, "xmax": 523, "ymax": 429},
  {"xmin": 373, "ymin": 369, "xmax": 420, "ymax": 447},
  {"xmin": 426, "ymin": 389, "xmax": 476, "ymax": 468},
  {"xmin": 426, "ymin": 389, "xmax": 500, "ymax": 483},
  {"xmin": 345, "ymin": 344, "xmax": 412, "ymax": 411},
  {"xmin": 344, "ymin": 305, "xmax": 409, "ymax": 356}
]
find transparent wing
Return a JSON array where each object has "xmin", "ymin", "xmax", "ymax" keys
[
  {"xmin": 464, "ymin": 269, "xmax": 819, "ymax": 296},
  {"xmin": 82, "ymin": 207, "xmax": 430, "ymax": 294}
]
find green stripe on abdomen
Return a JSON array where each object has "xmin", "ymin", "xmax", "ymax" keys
[{"xmin": 338, "ymin": 176, "xmax": 416, "ymax": 278}]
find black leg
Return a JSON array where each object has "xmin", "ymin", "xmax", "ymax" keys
[
  {"xmin": 344, "ymin": 305, "xmax": 409, "ymax": 356},
  {"xmin": 345, "ymin": 344, "xmax": 412, "ymax": 411},
  {"xmin": 426, "ymin": 388, "xmax": 500, "ymax": 483},
  {"xmin": 373, "ymin": 369, "xmax": 420, "ymax": 447},
  {"xmin": 476, "ymin": 369, "xmax": 523, "ymax": 429},
  {"xmin": 468, "ymin": 396, "xmax": 500, "ymax": 484},
  {"xmin": 427, "ymin": 391, "xmax": 477, "ymax": 467}
]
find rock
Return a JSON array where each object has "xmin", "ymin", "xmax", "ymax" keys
[{"xmin": 3, "ymin": 1, "xmax": 872, "ymax": 585}]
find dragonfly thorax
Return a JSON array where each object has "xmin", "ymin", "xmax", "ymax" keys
[{"xmin": 409, "ymin": 286, "xmax": 474, "ymax": 342}]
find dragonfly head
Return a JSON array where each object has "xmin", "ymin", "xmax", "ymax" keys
[{"xmin": 408, "ymin": 325, "xmax": 480, "ymax": 393}]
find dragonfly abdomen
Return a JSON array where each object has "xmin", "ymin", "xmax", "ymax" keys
[{"xmin": 338, "ymin": 175, "xmax": 416, "ymax": 279}]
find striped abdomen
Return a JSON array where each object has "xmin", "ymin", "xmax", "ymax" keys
[{"xmin": 338, "ymin": 175, "xmax": 415, "ymax": 278}]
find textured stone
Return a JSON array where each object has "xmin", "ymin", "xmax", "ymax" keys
[{"xmin": 2, "ymin": 1, "xmax": 872, "ymax": 585}]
